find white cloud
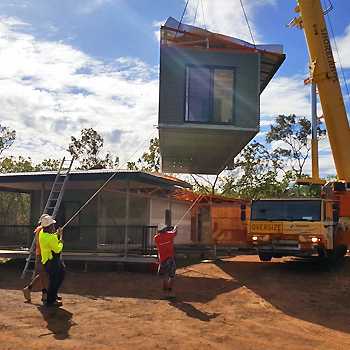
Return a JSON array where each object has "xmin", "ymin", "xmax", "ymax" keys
[
  {"xmin": 0, "ymin": 17, "xmax": 159, "ymax": 167},
  {"xmin": 336, "ymin": 24, "xmax": 350, "ymax": 69},
  {"xmin": 153, "ymin": 20, "xmax": 164, "ymax": 42},
  {"xmin": 260, "ymin": 74, "xmax": 312, "ymax": 120}
]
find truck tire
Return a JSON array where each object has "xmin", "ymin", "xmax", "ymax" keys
[
  {"xmin": 337, "ymin": 245, "xmax": 347, "ymax": 258},
  {"xmin": 317, "ymin": 248, "xmax": 326, "ymax": 259},
  {"xmin": 259, "ymin": 252, "xmax": 272, "ymax": 262}
]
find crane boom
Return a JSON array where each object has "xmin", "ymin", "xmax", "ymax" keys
[{"xmin": 292, "ymin": 0, "xmax": 350, "ymax": 181}]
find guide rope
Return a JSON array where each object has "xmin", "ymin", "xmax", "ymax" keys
[{"xmin": 61, "ymin": 128, "xmax": 157, "ymax": 229}]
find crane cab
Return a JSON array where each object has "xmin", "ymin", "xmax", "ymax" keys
[{"xmin": 158, "ymin": 17, "xmax": 285, "ymax": 174}]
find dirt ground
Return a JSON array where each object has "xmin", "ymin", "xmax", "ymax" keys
[{"xmin": 1, "ymin": 253, "xmax": 350, "ymax": 350}]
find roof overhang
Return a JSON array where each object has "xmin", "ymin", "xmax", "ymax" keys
[{"xmin": 0, "ymin": 169, "xmax": 192, "ymax": 193}]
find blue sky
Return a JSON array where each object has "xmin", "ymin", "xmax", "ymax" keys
[{"xmin": 0, "ymin": 0, "xmax": 349, "ymax": 178}]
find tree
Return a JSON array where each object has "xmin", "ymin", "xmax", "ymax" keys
[
  {"xmin": 67, "ymin": 128, "xmax": 119, "ymax": 170},
  {"xmin": 0, "ymin": 125, "xmax": 16, "ymax": 156},
  {"xmin": 266, "ymin": 114, "xmax": 326, "ymax": 178},
  {"xmin": 220, "ymin": 141, "xmax": 285, "ymax": 200},
  {"xmin": 0, "ymin": 156, "xmax": 62, "ymax": 225},
  {"xmin": 127, "ymin": 138, "xmax": 160, "ymax": 172},
  {"xmin": 0, "ymin": 156, "xmax": 60, "ymax": 173}
]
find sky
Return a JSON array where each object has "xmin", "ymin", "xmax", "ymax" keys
[{"xmin": 0, "ymin": 0, "xmax": 349, "ymax": 179}]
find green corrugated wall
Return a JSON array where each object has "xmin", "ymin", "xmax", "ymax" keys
[{"xmin": 159, "ymin": 47, "xmax": 260, "ymax": 129}]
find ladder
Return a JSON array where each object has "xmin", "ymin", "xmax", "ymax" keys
[{"xmin": 21, "ymin": 157, "xmax": 75, "ymax": 279}]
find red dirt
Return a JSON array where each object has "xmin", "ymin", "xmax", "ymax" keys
[{"xmin": 1, "ymin": 254, "xmax": 350, "ymax": 350}]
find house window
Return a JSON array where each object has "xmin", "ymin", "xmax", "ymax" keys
[{"xmin": 185, "ymin": 66, "xmax": 236, "ymax": 124}]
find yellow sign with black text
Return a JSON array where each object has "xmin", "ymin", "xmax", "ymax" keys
[{"xmin": 250, "ymin": 222, "xmax": 283, "ymax": 234}]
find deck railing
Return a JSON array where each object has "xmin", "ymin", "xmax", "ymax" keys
[{"xmin": 0, "ymin": 225, "xmax": 158, "ymax": 255}]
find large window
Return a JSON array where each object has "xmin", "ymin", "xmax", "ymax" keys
[
  {"xmin": 251, "ymin": 200, "xmax": 322, "ymax": 222},
  {"xmin": 185, "ymin": 66, "xmax": 236, "ymax": 124}
]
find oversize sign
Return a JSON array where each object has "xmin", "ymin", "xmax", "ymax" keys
[{"xmin": 250, "ymin": 222, "xmax": 283, "ymax": 234}]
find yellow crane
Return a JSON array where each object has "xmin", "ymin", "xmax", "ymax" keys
[{"xmin": 245, "ymin": 0, "xmax": 350, "ymax": 261}]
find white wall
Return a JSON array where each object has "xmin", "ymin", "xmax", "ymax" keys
[{"xmin": 149, "ymin": 197, "xmax": 192, "ymax": 244}]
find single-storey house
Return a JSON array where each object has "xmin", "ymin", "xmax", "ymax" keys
[{"xmin": 0, "ymin": 169, "xmax": 250, "ymax": 266}]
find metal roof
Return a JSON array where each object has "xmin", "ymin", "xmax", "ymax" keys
[
  {"xmin": 0, "ymin": 169, "xmax": 192, "ymax": 192},
  {"xmin": 161, "ymin": 17, "xmax": 285, "ymax": 94}
]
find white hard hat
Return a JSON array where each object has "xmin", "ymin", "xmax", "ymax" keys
[
  {"xmin": 38, "ymin": 213, "xmax": 49, "ymax": 225},
  {"xmin": 157, "ymin": 223, "xmax": 167, "ymax": 232},
  {"xmin": 41, "ymin": 216, "xmax": 56, "ymax": 227}
]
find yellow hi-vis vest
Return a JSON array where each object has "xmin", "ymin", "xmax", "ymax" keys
[{"xmin": 39, "ymin": 230, "xmax": 63, "ymax": 264}]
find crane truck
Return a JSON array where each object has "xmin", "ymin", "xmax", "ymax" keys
[{"xmin": 244, "ymin": 0, "xmax": 350, "ymax": 261}]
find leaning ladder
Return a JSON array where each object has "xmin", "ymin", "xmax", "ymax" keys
[{"xmin": 21, "ymin": 157, "xmax": 75, "ymax": 279}]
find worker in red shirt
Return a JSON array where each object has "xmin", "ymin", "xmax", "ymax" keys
[{"xmin": 154, "ymin": 223, "xmax": 177, "ymax": 299}]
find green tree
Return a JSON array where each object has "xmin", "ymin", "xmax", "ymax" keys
[
  {"xmin": 0, "ymin": 125, "xmax": 16, "ymax": 156},
  {"xmin": 188, "ymin": 174, "xmax": 220, "ymax": 196},
  {"xmin": 0, "ymin": 156, "xmax": 61, "ymax": 225},
  {"xmin": 0, "ymin": 156, "xmax": 60, "ymax": 173},
  {"xmin": 67, "ymin": 128, "xmax": 119, "ymax": 170},
  {"xmin": 266, "ymin": 114, "xmax": 326, "ymax": 178},
  {"xmin": 220, "ymin": 141, "xmax": 284, "ymax": 200},
  {"xmin": 127, "ymin": 138, "xmax": 160, "ymax": 172}
]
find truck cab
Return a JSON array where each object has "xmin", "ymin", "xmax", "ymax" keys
[{"xmin": 246, "ymin": 179, "xmax": 350, "ymax": 261}]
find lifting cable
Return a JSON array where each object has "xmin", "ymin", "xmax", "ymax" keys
[
  {"xmin": 192, "ymin": 0, "xmax": 200, "ymax": 26},
  {"xmin": 175, "ymin": 0, "xmax": 190, "ymax": 41},
  {"xmin": 323, "ymin": 0, "xmax": 350, "ymax": 101},
  {"xmin": 239, "ymin": 0, "xmax": 256, "ymax": 48},
  {"xmin": 200, "ymin": 0, "xmax": 207, "ymax": 31},
  {"xmin": 61, "ymin": 128, "xmax": 157, "ymax": 230}
]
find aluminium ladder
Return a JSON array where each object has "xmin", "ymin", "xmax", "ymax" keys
[{"xmin": 21, "ymin": 157, "xmax": 75, "ymax": 279}]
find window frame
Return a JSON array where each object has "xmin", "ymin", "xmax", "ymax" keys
[{"xmin": 184, "ymin": 64, "xmax": 236, "ymax": 125}]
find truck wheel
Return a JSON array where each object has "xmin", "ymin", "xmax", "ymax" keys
[
  {"xmin": 259, "ymin": 252, "xmax": 272, "ymax": 262},
  {"xmin": 317, "ymin": 248, "xmax": 326, "ymax": 259},
  {"xmin": 337, "ymin": 245, "xmax": 347, "ymax": 258}
]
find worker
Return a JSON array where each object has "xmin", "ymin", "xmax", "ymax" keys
[
  {"xmin": 154, "ymin": 223, "xmax": 177, "ymax": 299},
  {"xmin": 23, "ymin": 214, "xmax": 49, "ymax": 302},
  {"xmin": 39, "ymin": 215, "xmax": 65, "ymax": 307}
]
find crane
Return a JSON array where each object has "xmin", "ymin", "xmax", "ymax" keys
[{"xmin": 244, "ymin": 0, "xmax": 350, "ymax": 261}]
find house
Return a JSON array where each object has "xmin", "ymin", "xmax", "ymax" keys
[
  {"xmin": 158, "ymin": 17, "xmax": 285, "ymax": 174},
  {"xmin": 0, "ymin": 169, "xmax": 252, "ymax": 266},
  {"xmin": 0, "ymin": 169, "xmax": 193, "ymax": 263}
]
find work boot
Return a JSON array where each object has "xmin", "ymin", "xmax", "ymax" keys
[
  {"xmin": 46, "ymin": 300, "xmax": 62, "ymax": 307},
  {"xmin": 23, "ymin": 287, "xmax": 31, "ymax": 302},
  {"xmin": 166, "ymin": 291, "xmax": 176, "ymax": 299},
  {"xmin": 164, "ymin": 290, "xmax": 176, "ymax": 299}
]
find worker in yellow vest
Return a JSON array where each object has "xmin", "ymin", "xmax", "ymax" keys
[
  {"xmin": 23, "ymin": 214, "xmax": 49, "ymax": 302},
  {"xmin": 39, "ymin": 216, "xmax": 65, "ymax": 307}
]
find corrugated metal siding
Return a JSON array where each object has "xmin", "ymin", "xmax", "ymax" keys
[
  {"xmin": 159, "ymin": 126, "xmax": 257, "ymax": 174},
  {"xmin": 159, "ymin": 47, "xmax": 260, "ymax": 128}
]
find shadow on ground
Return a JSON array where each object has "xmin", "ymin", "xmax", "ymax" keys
[
  {"xmin": 2, "ymin": 254, "xmax": 350, "ymax": 335},
  {"xmin": 37, "ymin": 306, "xmax": 75, "ymax": 340},
  {"xmin": 0, "ymin": 257, "xmax": 243, "ymax": 304},
  {"xmin": 215, "ymin": 255, "xmax": 350, "ymax": 335}
]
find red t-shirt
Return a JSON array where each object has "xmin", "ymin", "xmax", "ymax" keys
[{"xmin": 154, "ymin": 231, "xmax": 176, "ymax": 263}]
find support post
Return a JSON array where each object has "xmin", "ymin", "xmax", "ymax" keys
[
  {"xmin": 124, "ymin": 179, "xmax": 130, "ymax": 259},
  {"xmin": 169, "ymin": 189, "xmax": 172, "ymax": 227}
]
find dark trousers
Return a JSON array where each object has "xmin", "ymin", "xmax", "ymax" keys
[{"xmin": 43, "ymin": 254, "xmax": 66, "ymax": 305}]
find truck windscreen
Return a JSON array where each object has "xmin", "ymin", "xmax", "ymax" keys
[{"xmin": 251, "ymin": 200, "xmax": 322, "ymax": 221}]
